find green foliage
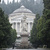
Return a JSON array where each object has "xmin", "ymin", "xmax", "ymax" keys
[
  {"xmin": 36, "ymin": 0, "xmax": 50, "ymax": 48},
  {"xmin": 0, "ymin": 8, "xmax": 12, "ymax": 48},
  {"xmin": 0, "ymin": 0, "xmax": 44, "ymax": 16},
  {"xmin": 30, "ymin": 14, "xmax": 40, "ymax": 47},
  {"xmin": 0, "ymin": 8, "xmax": 17, "ymax": 48},
  {"xmin": 30, "ymin": 0, "xmax": 50, "ymax": 47},
  {"xmin": 0, "ymin": 1, "xmax": 21, "ymax": 15},
  {"xmin": 10, "ymin": 29, "xmax": 17, "ymax": 45},
  {"xmin": 43, "ymin": 0, "xmax": 50, "ymax": 9}
]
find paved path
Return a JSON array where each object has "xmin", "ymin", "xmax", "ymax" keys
[{"xmin": 6, "ymin": 48, "xmax": 50, "ymax": 50}]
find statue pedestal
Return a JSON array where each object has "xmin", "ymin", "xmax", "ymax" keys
[{"xmin": 20, "ymin": 33, "xmax": 29, "ymax": 48}]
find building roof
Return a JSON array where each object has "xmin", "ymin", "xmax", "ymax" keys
[
  {"xmin": 9, "ymin": 5, "xmax": 36, "ymax": 17},
  {"xmin": 13, "ymin": 5, "xmax": 32, "ymax": 13}
]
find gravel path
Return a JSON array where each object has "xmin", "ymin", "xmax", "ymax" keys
[{"xmin": 6, "ymin": 48, "xmax": 50, "ymax": 50}]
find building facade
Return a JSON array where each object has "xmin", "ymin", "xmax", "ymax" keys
[{"xmin": 9, "ymin": 5, "xmax": 36, "ymax": 37}]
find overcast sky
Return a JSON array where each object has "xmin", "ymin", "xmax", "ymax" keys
[
  {"xmin": 1, "ymin": 0, "xmax": 20, "ymax": 4},
  {"xmin": 1, "ymin": 0, "xmax": 36, "ymax": 4}
]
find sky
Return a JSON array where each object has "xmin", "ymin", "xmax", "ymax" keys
[
  {"xmin": 34, "ymin": 0, "xmax": 36, "ymax": 1},
  {"xmin": 1, "ymin": 0, "xmax": 20, "ymax": 4},
  {"xmin": 1, "ymin": 0, "xmax": 36, "ymax": 4}
]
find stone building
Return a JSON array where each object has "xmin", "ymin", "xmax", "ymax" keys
[{"xmin": 9, "ymin": 5, "xmax": 35, "ymax": 37}]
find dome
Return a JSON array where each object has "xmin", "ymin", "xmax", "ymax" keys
[{"xmin": 13, "ymin": 5, "xmax": 32, "ymax": 13}]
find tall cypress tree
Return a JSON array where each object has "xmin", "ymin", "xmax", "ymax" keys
[
  {"xmin": 37, "ymin": 0, "xmax": 50, "ymax": 48},
  {"xmin": 0, "ymin": 8, "xmax": 11, "ymax": 47},
  {"xmin": 42, "ymin": 0, "xmax": 50, "ymax": 47},
  {"xmin": 30, "ymin": 14, "xmax": 40, "ymax": 47}
]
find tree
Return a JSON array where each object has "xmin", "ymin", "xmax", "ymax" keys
[
  {"xmin": 37, "ymin": 0, "xmax": 50, "ymax": 48},
  {"xmin": 10, "ymin": 29, "xmax": 17, "ymax": 45},
  {"xmin": 37, "ymin": 17, "xmax": 44, "ymax": 45},
  {"xmin": 0, "ymin": 0, "xmax": 44, "ymax": 16},
  {"xmin": 0, "ymin": 8, "xmax": 12, "ymax": 47},
  {"xmin": 0, "ymin": 8, "xmax": 17, "ymax": 48},
  {"xmin": 41, "ymin": 0, "xmax": 50, "ymax": 47},
  {"xmin": 30, "ymin": 14, "xmax": 40, "ymax": 47}
]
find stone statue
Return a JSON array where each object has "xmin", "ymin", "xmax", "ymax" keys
[
  {"xmin": 21, "ymin": 14, "xmax": 29, "ymax": 48},
  {"xmin": 21, "ymin": 14, "xmax": 28, "ymax": 33}
]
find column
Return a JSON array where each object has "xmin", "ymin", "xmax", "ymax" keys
[
  {"xmin": 16, "ymin": 22, "xmax": 17, "ymax": 32},
  {"xmin": 28, "ymin": 22, "xmax": 30, "ymax": 32},
  {"xmin": 12, "ymin": 23, "xmax": 14, "ymax": 29},
  {"xmin": 17, "ymin": 22, "xmax": 20, "ymax": 32},
  {"xmin": 20, "ymin": 22, "xmax": 21, "ymax": 32},
  {"xmin": 17, "ymin": 22, "xmax": 18, "ymax": 32},
  {"xmin": 30, "ymin": 22, "xmax": 33, "ymax": 30},
  {"xmin": 14, "ymin": 22, "xmax": 16, "ymax": 29}
]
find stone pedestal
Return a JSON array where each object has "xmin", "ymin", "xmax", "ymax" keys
[{"xmin": 20, "ymin": 33, "xmax": 29, "ymax": 48}]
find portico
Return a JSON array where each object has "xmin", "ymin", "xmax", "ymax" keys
[{"xmin": 11, "ymin": 21, "xmax": 33, "ymax": 32}]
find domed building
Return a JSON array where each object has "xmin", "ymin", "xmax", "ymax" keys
[{"xmin": 9, "ymin": 5, "xmax": 36, "ymax": 37}]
